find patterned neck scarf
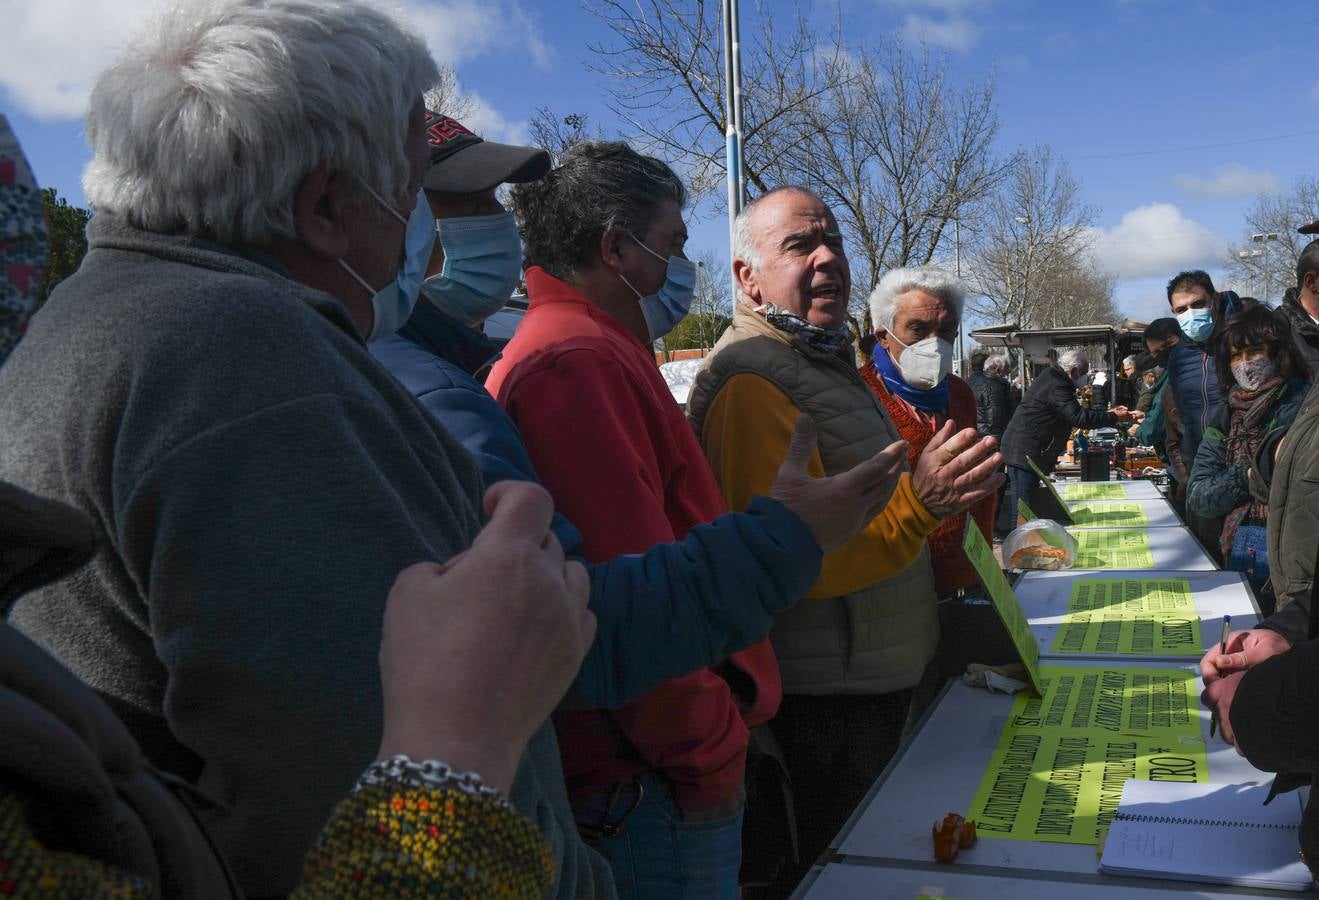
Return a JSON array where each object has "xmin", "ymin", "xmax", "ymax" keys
[
  {"xmin": 762, "ymin": 307, "xmax": 853, "ymax": 356},
  {"xmin": 1220, "ymin": 374, "xmax": 1285, "ymax": 555}
]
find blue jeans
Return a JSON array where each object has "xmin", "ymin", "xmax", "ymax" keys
[
  {"xmin": 1006, "ymin": 464, "xmax": 1040, "ymax": 527},
  {"xmin": 575, "ymin": 772, "xmax": 744, "ymax": 899}
]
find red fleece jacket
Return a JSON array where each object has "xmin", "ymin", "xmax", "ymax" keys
[{"xmin": 486, "ymin": 267, "xmax": 781, "ymax": 811}]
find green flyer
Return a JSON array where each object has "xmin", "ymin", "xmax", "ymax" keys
[
  {"xmin": 1064, "ymin": 483, "xmax": 1126, "ymax": 501},
  {"xmin": 1051, "ymin": 578, "xmax": 1201, "ymax": 656},
  {"xmin": 1067, "ymin": 502, "xmax": 1149, "ymax": 528},
  {"xmin": 962, "ymin": 520, "xmax": 1043, "ymax": 694},
  {"xmin": 1071, "ymin": 529, "xmax": 1155, "ymax": 569},
  {"xmin": 967, "ymin": 665, "xmax": 1208, "ymax": 845},
  {"xmin": 1017, "ymin": 497, "xmax": 1038, "ymax": 524},
  {"xmin": 1026, "ymin": 455, "xmax": 1069, "ymax": 514}
]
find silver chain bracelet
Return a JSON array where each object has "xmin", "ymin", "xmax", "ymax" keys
[{"xmin": 355, "ymin": 754, "xmax": 510, "ymax": 808}]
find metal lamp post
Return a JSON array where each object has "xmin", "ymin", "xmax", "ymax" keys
[{"xmin": 1250, "ymin": 232, "xmax": 1280, "ymax": 302}]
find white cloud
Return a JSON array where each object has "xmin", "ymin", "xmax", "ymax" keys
[
  {"xmin": 1172, "ymin": 163, "xmax": 1279, "ymax": 199},
  {"xmin": 1083, "ymin": 203, "xmax": 1228, "ymax": 280},
  {"xmin": 899, "ymin": 13, "xmax": 979, "ymax": 50},
  {"xmin": 881, "ymin": 0, "xmax": 991, "ymax": 11},
  {"xmin": 395, "ymin": 0, "xmax": 552, "ymax": 71},
  {"xmin": 461, "ymin": 92, "xmax": 529, "ymax": 145},
  {"xmin": 0, "ymin": 0, "xmax": 548, "ymax": 121},
  {"xmin": 0, "ymin": 0, "xmax": 163, "ymax": 120},
  {"xmin": 1310, "ymin": 82, "xmax": 1319, "ymax": 104}
]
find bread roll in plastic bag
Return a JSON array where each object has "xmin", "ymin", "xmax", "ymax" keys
[{"xmin": 1002, "ymin": 520, "xmax": 1078, "ymax": 570}]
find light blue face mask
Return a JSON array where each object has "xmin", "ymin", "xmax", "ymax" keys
[
  {"xmin": 419, "ymin": 212, "xmax": 522, "ymax": 327},
  {"xmin": 1176, "ymin": 306, "xmax": 1214, "ymax": 343},
  {"xmin": 617, "ymin": 232, "xmax": 697, "ymax": 342},
  {"xmin": 338, "ymin": 185, "xmax": 436, "ymax": 342}
]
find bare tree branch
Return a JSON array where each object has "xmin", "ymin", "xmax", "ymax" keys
[{"xmin": 1224, "ymin": 175, "xmax": 1319, "ymax": 303}]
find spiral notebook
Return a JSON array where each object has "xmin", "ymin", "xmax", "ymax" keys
[{"xmin": 1099, "ymin": 780, "xmax": 1312, "ymax": 891}]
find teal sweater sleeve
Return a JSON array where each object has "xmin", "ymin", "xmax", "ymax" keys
[{"xmin": 374, "ymin": 331, "xmax": 822, "ymax": 711}]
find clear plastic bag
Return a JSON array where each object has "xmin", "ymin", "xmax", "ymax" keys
[{"xmin": 1002, "ymin": 519, "xmax": 1078, "ymax": 570}]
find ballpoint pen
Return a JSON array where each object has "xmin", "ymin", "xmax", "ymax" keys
[{"xmin": 1210, "ymin": 615, "xmax": 1230, "ymax": 738}]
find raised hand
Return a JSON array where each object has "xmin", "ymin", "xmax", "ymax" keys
[
  {"xmin": 911, "ymin": 420, "xmax": 1005, "ymax": 519},
  {"xmin": 769, "ymin": 415, "xmax": 907, "ymax": 553}
]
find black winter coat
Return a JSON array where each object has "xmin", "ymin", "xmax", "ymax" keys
[
  {"xmin": 1277, "ymin": 296, "xmax": 1319, "ymax": 380},
  {"xmin": 967, "ymin": 369, "xmax": 1012, "ymax": 439},
  {"xmin": 1000, "ymin": 365, "xmax": 1118, "ymax": 472},
  {"xmin": 1233, "ymin": 562, "xmax": 1319, "ymax": 881}
]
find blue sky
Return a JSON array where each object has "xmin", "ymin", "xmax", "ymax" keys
[{"xmin": 4, "ymin": 0, "xmax": 1316, "ymax": 324}]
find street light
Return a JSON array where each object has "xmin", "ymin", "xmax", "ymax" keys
[{"xmin": 1247, "ymin": 232, "xmax": 1280, "ymax": 301}]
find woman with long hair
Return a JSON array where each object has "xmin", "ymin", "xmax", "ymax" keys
[{"xmin": 1187, "ymin": 305, "xmax": 1310, "ymax": 605}]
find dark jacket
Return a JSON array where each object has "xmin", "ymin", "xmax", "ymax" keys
[
  {"xmin": 1253, "ymin": 379, "xmax": 1319, "ymax": 645},
  {"xmin": 0, "ymin": 216, "xmax": 488, "ymax": 896},
  {"xmin": 1134, "ymin": 369, "xmax": 1170, "ymax": 449},
  {"xmin": 1166, "ymin": 290, "xmax": 1243, "ymax": 464},
  {"xmin": 1164, "ymin": 386, "xmax": 1189, "ymax": 486},
  {"xmin": 1277, "ymin": 294, "xmax": 1319, "ymax": 379},
  {"xmin": 371, "ymin": 300, "xmax": 822, "ymax": 710},
  {"xmin": 1186, "ymin": 378, "xmax": 1307, "ymax": 518},
  {"xmin": 1000, "ymin": 364, "xmax": 1118, "ymax": 473},
  {"xmin": 966, "ymin": 368, "xmax": 1012, "ymax": 439},
  {"xmin": 1233, "ymin": 593, "xmax": 1319, "ymax": 880},
  {"xmin": 1135, "ymin": 384, "xmax": 1156, "ymax": 415},
  {"xmin": 1, "ymin": 480, "xmax": 241, "ymax": 898}
]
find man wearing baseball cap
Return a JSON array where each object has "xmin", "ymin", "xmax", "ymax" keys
[{"xmin": 370, "ymin": 116, "xmax": 911, "ymax": 898}]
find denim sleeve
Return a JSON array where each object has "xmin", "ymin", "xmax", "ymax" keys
[{"xmin": 417, "ymin": 378, "xmax": 821, "ymax": 710}]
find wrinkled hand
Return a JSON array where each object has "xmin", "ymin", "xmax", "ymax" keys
[
  {"xmin": 770, "ymin": 415, "xmax": 908, "ymax": 553},
  {"xmin": 1201, "ymin": 670, "xmax": 1246, "ymax": 749},
  {"xmin": 1200, "ymin": 628, "xmax": 1291, "ymax": 686},
  {"xmin": 911, "ymin": 420, "xmax": 1005, "ymax": 519},
  {"xmin": 376, "ymin": 481, "xmax": 595, "ymax": 794}
]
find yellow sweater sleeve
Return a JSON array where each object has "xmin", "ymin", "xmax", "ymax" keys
[{"xmin": 699, "ymin": 371, "xmax": 941, "ymax": 599}]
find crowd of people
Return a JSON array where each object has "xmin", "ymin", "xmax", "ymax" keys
[{"xmin": 4, "ymin": 0, "xmax": 1319, "ymax": 896}]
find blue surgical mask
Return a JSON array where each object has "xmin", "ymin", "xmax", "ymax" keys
[
  {"xmin": 338, "ymin": 185, "xmax": 436, "ymax": 342},
  {"xmin": 617, "ymin": 232, "xmax": 697, "ymax": 341},
  {"xmin": 1176, "ymin": 306, "xmax": 1214, "ymax": 343},
  {"xmin": 420, "ymin": 212, "xmax": 522, "ymax": 327}
]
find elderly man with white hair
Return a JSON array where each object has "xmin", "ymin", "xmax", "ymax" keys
[
  {"xmin": 688, "ymin": 185, "xmax": 1003, "ymax": 895},
  {"xmin": 1000, "ymin": 349, "xmax": 1139, "ymax": 524},
  {"xmin": 860, "ymin": 267, "xmax": 997, "ymax": 598},
  {"xmin": 0, "ymin": 0, "xmax": 577, "ymax": 894}
]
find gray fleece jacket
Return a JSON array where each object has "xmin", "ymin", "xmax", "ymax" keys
[{"xmin": 0, "ymin": 217, "xmax": 613, "ymax": 898}]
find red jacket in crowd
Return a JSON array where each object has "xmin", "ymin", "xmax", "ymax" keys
[{"xmin": 486, "ymin": 267, "xmax": 782, "ymax": 812}]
